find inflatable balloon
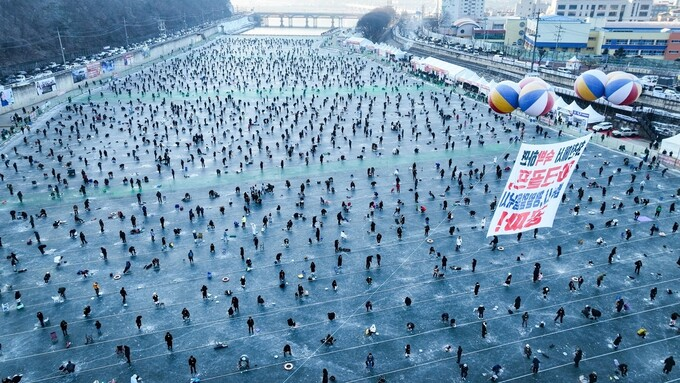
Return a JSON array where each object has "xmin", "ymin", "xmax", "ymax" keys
[
  {"xmin": 488, "ymin": 81, "xmax": 521, "ymax": 114},
  {"xmin": 518, "ymin": 81, "xmax": 554, "ymax": 117},
  {"xmin": 574, "ymin": 70, "xmax": 608, "ymax": 101},
  {"xmin": 605, "ymin": 72, "xmax": 641, "ymax": 106},
  {"xmin": 518, "ymin": 76, "xmax": 546, "ymax": 89}
]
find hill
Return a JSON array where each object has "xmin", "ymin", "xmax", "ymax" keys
[{"xmin": 0, "ymin": 0, "xmax": 232, "ymax": 73}]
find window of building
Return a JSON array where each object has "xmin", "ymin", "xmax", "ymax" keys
[
  {"xmin": 569, "ymin": 4, "xmax": 577, "ymax": 9},
  {"xmin": 557, "ymin": 5, "xmax": 565, "ymax": 9},
  {"xmin": 596, "ymin": 12, "xmax": 605, "ymax": 16},
  {"xmin": 610, "ymin": 4, "xmax": 618, "ymax": 9},
  {"xmin": 608, "ymin": 11, "xmax": 617, "ymax": 16},
  {"xmin": 671, "ymin": 40, "xmax": 680, "ymax": 43},
  {"xmin": 597, "ymin": 4, "xmax": 606, "ymax": 10},
  {"xmin": 640, "ymin": 4, "xmax": 649, "ymax": 9},
  {"xmin": 568, "ymin": 11, "xmax": 577, "ymax": 16},
  {"xmin": 639, "ymin": 11, "xmax": 647, "ymax": 16},
  {"xmin": 669, "ymin": 50, "xmax": 679, "ymax": 54},
  {"xmin": 556, "ymin": 11, "xmax": 565, "ymax": 15}
]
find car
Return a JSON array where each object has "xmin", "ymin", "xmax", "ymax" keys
[
  {"xmin": 663, "ymin": 89, "xmax": 680, "ymax": 100},
  {"xmin": 611, "ymin": 127, "xmax": 637, "ymax": 137},
  {"xmin": 591, "ymin": 122, "xmax": 613, "ymax": 132}
]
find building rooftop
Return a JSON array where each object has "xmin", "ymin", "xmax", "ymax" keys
[
  {"xmin": 539, "ymin": 15, "xmax": 585, "ymax": 23},
  {"xmin": 603, "ymin": 21, "xmax": 680, "ymax": 31}
]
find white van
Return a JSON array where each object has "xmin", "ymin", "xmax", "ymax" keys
[{"xmin": 557, "ymin": 68, "xmax": 572, "ymax": 74}]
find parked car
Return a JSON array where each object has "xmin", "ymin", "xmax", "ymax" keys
[
  {"xmin": 664, "ymin": 89, "xmax": 680, "ymax": 101},
  {"xmin": 591, "ymin": 122, "xmax": 613, "ymax": 132},
  {"xmin": 611, "ymin": 127, "xmax": 637, "ymax": 137}
]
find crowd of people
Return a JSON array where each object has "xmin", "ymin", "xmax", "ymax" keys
[{"xmin": 0, "ymin": 33, "xmax": 678, "ymax": 382}]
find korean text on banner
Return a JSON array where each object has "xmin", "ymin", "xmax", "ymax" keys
[{"xmin": 486, "ymin": 134, "xmax": 592, "ymax": 237}]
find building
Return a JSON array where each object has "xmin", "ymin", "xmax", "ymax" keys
[
  {"xmin": 472, "ymin": 16, "xmax": 513, "ymax": 42},
  {"xmin": 503, "ymin": 17, "xmax": 529, "ymax": 46},
  {"xmin": 524, "ymin": 15, "xmax": 591, "ymax": 53},
  {"xmin": 590, "ymin": 22, "xmax": 680, "ymax": 59},
  {"xmin": 521, "ymin": 16, "xmax": 680, "ymax": 60},
  {"xmin": 441, "ymin": 0, "xmax": 486, "ymax": 26},
  {"xmin": 546, "ymin": 0, "xmax": 654, "ymax": 21},
  {"xmin": 515, "ymin": 0, "xmax": 549, "ymax": 18}
]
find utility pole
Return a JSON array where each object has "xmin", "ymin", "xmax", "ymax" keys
[
  {"xmin": 529, "ymin": 11, "xmax": 541, "ymax": 72},
  {"xmin": 483, "ymin": 17, "xmax": 488, "ymax": 46},
  {"xmin": 554, "ymin": 23, "xmax": 564, "ymax": 60},
  {"xmin": 123, "ymin": 18, "xmax": 129, "ymax": 47},
  {"xmin": 57, "ymin": 28, "xmax": 66, "ymax": 65}
]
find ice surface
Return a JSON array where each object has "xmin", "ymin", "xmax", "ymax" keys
[{"xmin": 0, "ymin": 35, "xmax": 678, "ymax": 383}]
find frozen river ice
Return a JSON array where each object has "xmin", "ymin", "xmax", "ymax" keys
[{"xmin": 0, "ymin": 34, "xmax": 678, "ymax": 383}]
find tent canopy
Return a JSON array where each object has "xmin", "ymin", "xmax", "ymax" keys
[
  {"xmin": 418, "ymin": 57, "xmax": 476, "ymax": 80},
  {"xmin": 660, "ymin": 134, "xmax": 680, "ymax": 158},
  {"xmin": 582, "ymin": 105, "xmax": 605, "ymax": 124},
  {"xmin": 566, "ymin": 101, "xmax": 584, "ymax": 113},
  {"xmin": 553, "ymin": 97, "xmax": 569, "ymax": 111}
]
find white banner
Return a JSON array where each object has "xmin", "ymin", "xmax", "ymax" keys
[{"xmin": 487, "ymin": 135, "xmax": 591, "ymax": 237}]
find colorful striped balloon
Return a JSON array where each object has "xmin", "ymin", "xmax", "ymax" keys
[
  {"xmin": 518, "ymin": 81, "xmax": 555, "ymax": 117},
  {"xmin": 574, "ymin": 70, "xmax": 608, "ymax": 101},
  {"xmin": 518, "ymin": 76, "xmax": 546, "ymax": 89},
  {"xmin": 604, "ymin": 72, "xmax": 642, "ymax": 106},
  {"xmin": 488, "ymin": 81, "xmax": 521, "ymax": 114}
]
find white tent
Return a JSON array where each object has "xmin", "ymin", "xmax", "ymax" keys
[
  {"xmin": 566, "ymin": 56, "xmax": 581, "ymax": 71},
  {"xmin": 344, "ymin": 36, "xmax": 368, "ymax": 45},
  {"xmin": 484, "ymin": 80, "xmax": 497, "ymax": 95},
  {"xmin": 566, "ymin": 101, "xmax": 584, "ymax": 114},
  {"xmin": 372, "ymin": 43, "xmax": 405, "ymax": 59},
  {"xmin": 477, "ymin": 77, "xmax": 491, "ymax": 94},
  {"xmin": 417, "ymin": 57, "xmax": 477, "ymax": 81},
  {"xmin": 582, "ymin": 105, "xmax": 605, "ymax": 124},
  {"xmin": 660, "ymin": 134, "xmax": 680, "ymax": 158},
  {"xmin": 553, "ymin": 97, "xmax": 569, "ymax": 111}
]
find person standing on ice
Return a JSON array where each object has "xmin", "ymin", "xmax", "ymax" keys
[
  {"xmin": 459, "ymin": 363, "xmax": 468, "ymax": 378},
  {"xmin": 522, "ymin": 312, "xmax": 529, "ymax": 328},
  {"xmin": 554, "ymin": 307, "xmax": 565, "ymax": 323},
  {"xmin": 531, "ymin": 356, "xmax": 540, "ymax": 373},
  {"xmin": 574, "ymin": 348, "xmax": 583, "ymax": 367},
  {"xmin": 532, "ymin": 263, "xmax": 541, "ymax": 282},
  {"xmin": 664, "ymin": 356, "xmax": 675, "ymax": 374},
  {"xmin": 365, "ymin": 353, "xmax": 375, "ymax": 368}
]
